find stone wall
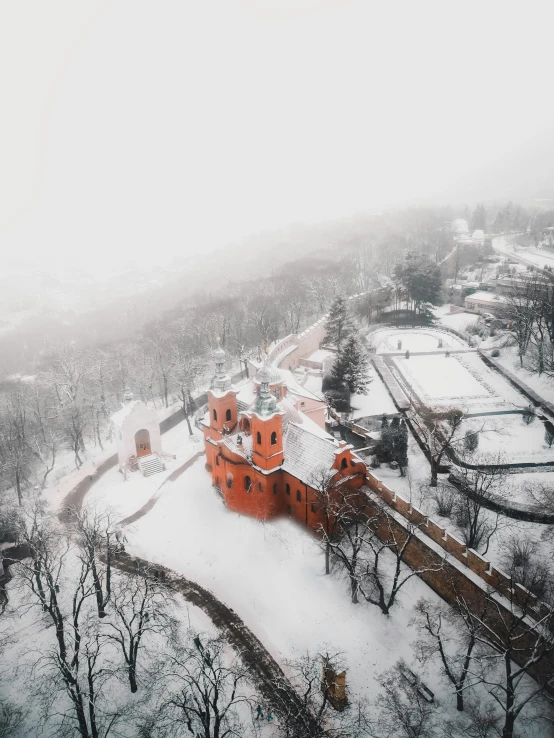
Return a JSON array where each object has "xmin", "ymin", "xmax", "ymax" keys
[
  {"xmin": 364, "ymin": 471, "xmax": 549, "ymax": 621},
  {"xmin": 363, "ymin": 472, "xmax": 554, "ymax": 686}
]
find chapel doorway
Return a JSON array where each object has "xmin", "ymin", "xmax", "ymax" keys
[{"xmin": 135, "ymin": 429, "xmax": 151, "ymax": 457}]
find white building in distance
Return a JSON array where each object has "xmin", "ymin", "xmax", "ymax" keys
[{"xmin": 111, "ymin": 389, "xmax": 163, "ymax": 472}]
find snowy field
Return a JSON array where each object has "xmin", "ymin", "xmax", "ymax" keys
[
  {"xmin": 460, "ymin": 415, "xmax": 554, "ymax": 464},
  {"xmin": 97, "ymin": 457, "xmax": 484, "ymax": 715},
  {"xmin": 369, "ymin": 326, "xmax": 465, "ymax": 354},
  {"xmin": 392, "ymin": 352, "xmax": 524, "ymax": 411},
  {"xmin": 350, "ymin": 365, "xmax": 397, "ymax": 419},
  {"xmin": 85, "ymin": 423, "xmax": 204, "ymax": 522},
  {"xmin": 495, "ymin": 345, "xmax": 554, "ymax": 405}
]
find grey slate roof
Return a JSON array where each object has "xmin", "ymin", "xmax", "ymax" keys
[{"xmin": 282, "ymin": 423, "xmax": 339, "ymax": 487}]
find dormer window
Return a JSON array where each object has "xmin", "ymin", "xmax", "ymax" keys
[
  {"xmin": 341, "ymin": 457, "xmax": 348, "ymax": 470},
  {"xmin": 225, "ymin": 408, "xmax": 232, "ymax": 422}
]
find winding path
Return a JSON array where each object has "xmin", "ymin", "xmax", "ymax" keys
[
  {"xmin": 108, "ymin": 551, "xmax": 317, "ymax": 734},
  {"xmin": 55, "ymin": 407, "xmax": 316, "ymax": 732}
]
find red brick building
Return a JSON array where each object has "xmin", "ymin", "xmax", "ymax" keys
[{"xmin": 202, "ymin": 344, "xmax": 366, "ymax": 528}]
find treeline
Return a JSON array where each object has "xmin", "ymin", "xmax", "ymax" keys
[{"xmin": 0, "ymin": 205, "xmax": 468, "ymax": 504}]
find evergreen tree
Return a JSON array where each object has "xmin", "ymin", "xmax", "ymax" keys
[
  {"xmin": 331, "ymin": 335, "xmax": 369, "ymax": 394},
  {"xmin": 324, "ymin": 297, "xmax": 353, "ymax": 348},
  {"xmin": 393, "ymin": 252, "xmax": 443, "ymax": 312},
  {"xmin": 395, "ymin": 418, "xmax": 409, "ymax": 475},
  {"xmin": 470, "ymin": 203, "xmax": 487, "ymax": 232},
  {"xmin": 380, "ymin": 415, "xmax": 392, "ymax": 462},
  {"xmin": 464, "ymin": 429, "xmax": 479, "ymax": 453}
]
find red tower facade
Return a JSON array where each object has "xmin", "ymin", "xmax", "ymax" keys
[{"xmin": 201, "ymin": 349, "xmax": 367, "ymax": 529}]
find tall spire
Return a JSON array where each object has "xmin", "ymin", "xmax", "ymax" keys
[
  {"xmin": 254, "ymin": 356, "xmax": 277, "ymax": 416},
  {"xmin": 210, "ymin": 337, "xmax": 231, "ymax": 393}
]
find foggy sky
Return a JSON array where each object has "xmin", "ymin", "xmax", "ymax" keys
[{"xmin": 1, "ymin": 0, "xmax": 553, "ymax": 275}]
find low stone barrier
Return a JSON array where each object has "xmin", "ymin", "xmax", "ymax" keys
[
  {"xmin": 371, "ymin": 356, "xmax": 411, "ymax": 411},
  {"xmin": 364, "ymin": 471, "xmax": 551, "ymax": 623}
]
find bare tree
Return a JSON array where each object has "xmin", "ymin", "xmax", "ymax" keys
[
  {"xmin": 276, "ymin": 651, "xmax": 369, "ymax": 738},
  {"xmin": 367, "ymin": 659, "xmax": 438, "ymax": 738},
  {"xmin": 412, "ymin": 598, "xmax": 480, "ymax": 711},
  {"xmin": 310, "ymin": 468, "xmax": 355, "ymax": 576},
  {"xmin": 70, "ymin": 507, "xmax": 115, "ymax": 619},
  {"xmin": 358, "ymin": 499, "xmax": 444, "ymax": 616},
  {"xmin": 170, "ymin": 338, "xmax": 204, "ymax": 436},
  {"xmin": 322, "ymin": 493, "xmax": 375, "ymax": 604},
  {"xmin": 450, "ymin": 456, "xmax": 508, "ymax": 555},
  {"xmin": 104, "ymin": 569, "xmax": 177, "ymax": 693},
  {"xmin": 155, "ymin": 632, "xmax": 254, "ymax": 738},
  {"xmin": 409, "ymin": 406, "xmax": 464, "ymax": 487},
  {"xmin": 455, "ymin": 580, "xmax": 554, "ymax": 738},
  {"xmin": 17, "ymin": 509, "xmax": 123, "ymax": 738}
]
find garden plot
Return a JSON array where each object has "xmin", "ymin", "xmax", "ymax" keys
[
  {"xmin": 460, "ymin": 415, "xmax": 554, "ymax": 464},
  {"xmin": 369, "ymin": 327, "xmax": 466, "ymax": 354},
  {"xmin": 392, "ymin": 352, "xmax": 524, "ymax": 412}
]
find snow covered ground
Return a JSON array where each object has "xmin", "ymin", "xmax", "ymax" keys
[
  {"xmin": 112, "ymin": 459, "xmax": 470, "ymax": 709},
  {"xmin": 86, "ymin": 424, "xmax": 204, "ymax": 522},
  {"xmin": 392, "ymin": 352, "xmax": 524, "ymax": 412},
  {"xmin": 80, "ymin": 453, "xmax": 546, "ymax": 734},
  {"xmin": 350, "ymin": 365, "xmax": 397, "ymax": 419},
  {"xmin": 460, "ymin": 415, "xmax": 554, "ymax": 464},
  {"xmin": 495, "ymin": 345, "xmax": 554, "ymax": 405},
  {"xmin": 369, "ymin": 326, "xmax": 465, "ymax": 354}
]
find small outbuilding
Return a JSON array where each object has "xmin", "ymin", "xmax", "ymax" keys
[{"xmin": 111, "ymin": 389, "xmax": 163, "ymax": 474}]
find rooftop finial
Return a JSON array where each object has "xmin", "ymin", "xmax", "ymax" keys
[{"xmin": 123, "ymin": 387, "xmax": 133, "ymax": 403}]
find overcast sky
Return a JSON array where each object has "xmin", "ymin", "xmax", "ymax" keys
[{"xmin": 1, "ymin": 0, "xmax": 553, "ymax": 276}]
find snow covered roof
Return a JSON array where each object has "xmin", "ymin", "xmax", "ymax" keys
[
  {"xmin": 472, "ymin": 229, "xmax": 485, "ymax": 239},
  {"xmin": 110, "ymin": 400, "xmax": 155, "ymax": 429},
  {"xmin": 282, "ymin": 423, "xmax": 340, "ymax": 486},
  {"xmin": 280, "ymin": 369, "xmax": 323, "ymax": 402},
  {"xmin": 464, "ymin": 291, "xmax": 507, "ymax": 303}
]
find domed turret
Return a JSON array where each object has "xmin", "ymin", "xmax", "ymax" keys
[
  {"xmin": 254, "ymin": 358, "xmax": 278, "ymax": 417},
  {"xmin": 210, "ymin": 338, "xmax": 231, "ymax": 393},
  {"xmin": 254, "ymin": 360, "xmax": 282, "ymax": 387}
]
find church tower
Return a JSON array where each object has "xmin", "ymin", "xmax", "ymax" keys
[
  {"xmin": 204, "ymin": 341, "xmax": 237, "ymax": 472},
  {"xmin": 250, "ymin": 359, "xmax": 284, "ymax": 472}
]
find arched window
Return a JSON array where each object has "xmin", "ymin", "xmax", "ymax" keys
[
  {"xmin": 274, "ymin": 387, "xmax": 281, "ymax": 400},
  {"xmin": 311, "ymin": 502, "xmax": 316, "ymax": 513},
  {"xmin": 286, "ymin": 483, "xmax": 290, "ymax": 495},
  {"xmin": 258, "ymin": 482, "xmax": 263, "ymax": 492},
  {"xmin": 213, "ymin": 409, "xmax": 218, "ymax": 421},
  {"xmin": 215, "ymin": 456, "xmax": 220, "ymax": 466},
  {"xmin": 257, "ymin": 431, "xmax": 262, "ymax": 445},
  {"xmin": 296, "ymin": 489, "xmax": 301, "ymax": 502},
  {"xmin": 270, "ymin": 431, "xmax": 277, "ymax": 446},
  {"xmin": 273, "ymin": 483, "xmax": 278, "ymax": 495},
  {"xmin": 244, "ymin": 476, "xmax": 252, "ymax": 492},
  {"xmin": 226, "ymin": 473, "xmax": 233, "ymax": 488},
  {"xmin": 341, "ymin": 457, "xmax": 348, "ymax": 470},
  {"xmin": 225, "ymin": 408, "xmax": 232, "ymax": 422}
]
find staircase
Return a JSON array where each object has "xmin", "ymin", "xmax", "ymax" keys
[{"xmin": 138, "ymin": 454, "xmax": 164, "ymax": 477}]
